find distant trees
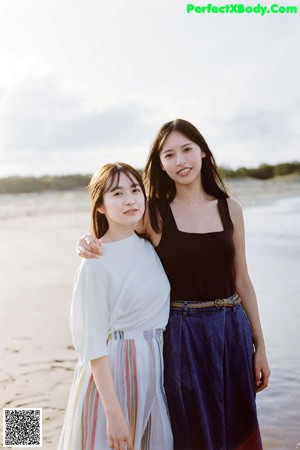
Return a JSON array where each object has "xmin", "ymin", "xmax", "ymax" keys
[
  {"xmin": 221, "ymin": 161, "xmax": 300, "ymax": 180},
  {"xmin": 273, "ymin": 162, "xmax": 300, "ymax": 177},
  {"xmin": 0, "ymin": 174, "xmax": 91, "ymax": 194},
  {"xmin": 0, "ymin": 162, "xmax": 299, "ymax": 194}
]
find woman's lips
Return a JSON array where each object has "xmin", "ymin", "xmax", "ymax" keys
[{"xmin": 177, "ymin": 167, "xmax": 192, "ymax": 176}]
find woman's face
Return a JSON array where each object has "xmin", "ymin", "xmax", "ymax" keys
[
  {"xmin": 99, "ymin": 172, "xmax": 145, "ymax": 230},
  {"xmin": 159, "ymin": 130, "xmax": 205, "ymax": 185}
]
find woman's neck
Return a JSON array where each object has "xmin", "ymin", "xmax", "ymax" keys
[
  {"xmin": 174, "ymin": 180, "xmax": 209, "ymax": 205},
  {"xmin": 100, "ymin": 225, "xmax": 135, "ymax": 243}
]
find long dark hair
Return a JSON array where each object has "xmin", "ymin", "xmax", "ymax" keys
[
  {"xmin": 89, "ymin": 162, "xmax": 146, "ymax": 238},
  {"xmin": 143, "ymin": 119, "xmax": 228, "ymax": 233}
]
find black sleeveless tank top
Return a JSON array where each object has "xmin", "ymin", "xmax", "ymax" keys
[{"xmin": 155, "ymin": 198, "xmax": 236, "ymax": 301}]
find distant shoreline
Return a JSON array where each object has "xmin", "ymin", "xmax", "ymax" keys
[
  {"xmin": 0, "ymin": 164, "xmax": 299, "ymax": 195},
  {"xmin": 0, "ymin": 177, "xmax": 299, "ymax": 222}
]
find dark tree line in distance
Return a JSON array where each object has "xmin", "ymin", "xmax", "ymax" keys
[{"xmin": 0, "ymin": 162, "xmax": 299, "ymax": 194}]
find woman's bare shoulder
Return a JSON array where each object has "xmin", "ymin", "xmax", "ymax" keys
[
  {"xmin": 226, "ymin": 197, "xmax": 244, "ymax": 225},
  {"xmin": 227, "ymin": 197, "xmax": 243, "ymax": 213}
]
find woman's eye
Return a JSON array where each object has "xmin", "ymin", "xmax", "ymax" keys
[
  {"xmin": 113, "ymin": 191, "xmax": 122, "ymax": 196},
  {"xmin": 184, "ymin": 147, "xmax": 192, "ymax": 152},
  {"xmin": 133, "ymin": 187, "xmax": 141, "ymax": 193}
]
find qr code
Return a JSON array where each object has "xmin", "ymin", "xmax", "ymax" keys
[{"xmin": 3, "ymin": 408, "xmax": 42, "ymax": 447}]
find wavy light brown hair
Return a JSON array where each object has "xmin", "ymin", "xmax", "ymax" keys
[
  {"xmin": 88, "ymin": 163, "xmax": 146, "ymax": 239},
  {"xmin": 143, "ymin": 119, "xmax": 229, "ymax": 233}
]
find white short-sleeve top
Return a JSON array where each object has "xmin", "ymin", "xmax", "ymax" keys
[{"xmin": 71, "ymin": 233, "xmax": 170, "ymax": 363}]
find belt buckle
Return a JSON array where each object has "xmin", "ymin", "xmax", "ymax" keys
[{"xmin": 214, "ymin": 298, "xmax": 225, "ymax": 308}]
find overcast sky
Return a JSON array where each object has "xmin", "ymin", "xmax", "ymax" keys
[{"xmin": 0, "ymin": 0, "xmax": 299, "ymax": 177}]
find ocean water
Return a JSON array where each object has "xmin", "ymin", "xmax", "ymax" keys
[{"xmin": 244, "ymin": 196, "xmax": 300, "ymax": 449}]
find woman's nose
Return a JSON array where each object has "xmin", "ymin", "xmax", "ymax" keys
[
  {"xmin": 124, "ymin": 194, "xmax": 135, "ymax": 205},
  {"xmin": 176, "ymin": 153, "xmax": 186, "ymax": 165}
]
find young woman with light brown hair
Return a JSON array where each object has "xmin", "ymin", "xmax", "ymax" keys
[{"xmin": 59, "ymin": 163, "xmax": 173, "ymax": 450}]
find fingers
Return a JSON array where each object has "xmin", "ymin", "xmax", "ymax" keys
[
  {"xmin": 118, "ymin": 440, "xmax": 126, "ymax": 450},
  {"xmin": 76, "ymin": 235, "xmax": 103, "ymax": 258},
  {"xmin": 108, "ymin": 438, "xmax": 132, "ymax": 450},
  {"xmin": 256, "ymin": 380, "xmax": 267, "ymax": 392},
  {"xmin": 255, "ymin": 367, "xmax": 271, "ymax": 393},
  {"xmin": 77, "ymin": 247, "xmax": 101, "ymax": 259},
  {"xmin": 112, "ymin": 440, "xmax": 120, "ymax": 450},
  {"xmin": 254, "ymin": 367, "xmax": 261, "ymax": 389},
  {"xmin": 109, "ymin": 438, "xmax": 119, "ymax": 450},
  {"xmin": 106, "ymin": 415, "xmax": 132, "ymax": 449},
  {"xmin": 126, "ymin": 437, "xmax": 133, "ymax": 450},
  {"xmin": 86, "ymin": 236, "xmax": 101, "ymax": 250},
  {"xmin": 257, "ymin": 372, "xmax": 270, "ymax": 392}
]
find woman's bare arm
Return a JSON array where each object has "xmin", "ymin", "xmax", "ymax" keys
[
  {"xmin": 90, "ymin": 356, "xmax": 133, "ymax": 450},
  {"xmin": 228, "ymin": 197, "xmax": 271, "ymax": 393}
]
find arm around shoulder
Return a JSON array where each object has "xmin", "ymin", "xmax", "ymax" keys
[{"xmin": 76, "ymin": 233, "xmax": 103, "ymax": 258}]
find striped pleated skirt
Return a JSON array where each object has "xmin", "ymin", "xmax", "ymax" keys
[{"xmin": 58, "ymin": 329, "xmax": 173, "ymax": 450}]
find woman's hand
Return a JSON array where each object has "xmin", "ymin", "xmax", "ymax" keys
[
  {"xmin": 76, "ymin": 234, "xmax": 103, "ymax": 258},
  {"xmin": 106, "ymin": 410, "xmax": 133, "ymax": 450},
  {"xmin": 254, "ymin": 348, "xmax": 271, "ymax": 393}
]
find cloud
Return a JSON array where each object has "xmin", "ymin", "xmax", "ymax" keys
[
  {"xmin": 0, "ymin": 72, "xmax": 153, "ymax": 155},
  {"xmin": 0, "ymin": 69, "xmax": 159, "ymax": 175},
  {"xmin": 207, "ymin": 101, "xmax": 300, "ymax": 168},
  {"xmin": 0, "ymin": 65, "xmax": 299, "ymax": 176}
]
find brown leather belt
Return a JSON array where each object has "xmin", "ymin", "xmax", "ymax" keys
[{"xmin": 170, "ymin": 293, "xmax": 241, "ymax": 309}]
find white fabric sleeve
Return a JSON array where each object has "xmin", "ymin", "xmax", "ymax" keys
[{"xmin": 70, "ymin": 260, "xmax": 109, "ymax": 363}]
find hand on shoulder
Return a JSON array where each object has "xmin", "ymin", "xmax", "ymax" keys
[{"xmin": 77, "ymin": 233, "xmax": 103, "ymax": 258}]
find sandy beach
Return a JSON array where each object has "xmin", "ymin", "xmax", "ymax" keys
[{"xmin": 1, "ymin": 179, "xmax": 300, "ymax": 449}]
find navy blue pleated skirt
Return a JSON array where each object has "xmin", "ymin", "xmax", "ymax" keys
[{"xmin": 163, "ymin": 300, "xmax": 263, "ymax": 450}]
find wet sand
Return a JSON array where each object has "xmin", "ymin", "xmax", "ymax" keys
[{"xmin": 0, "ymin": 207, "xmax": 88, "ymax": 449}]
